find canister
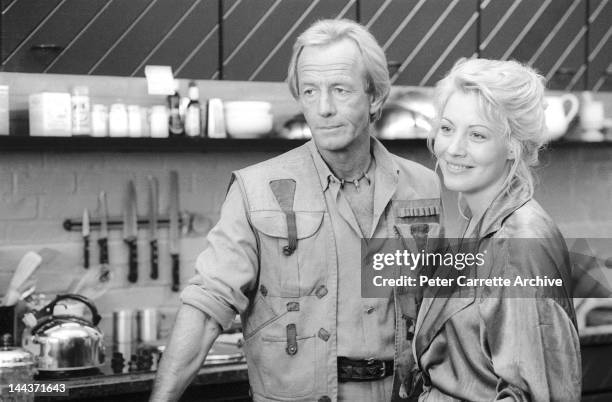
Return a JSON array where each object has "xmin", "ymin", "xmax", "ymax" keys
[
  {"xmin": 138, "ymin": 308, "xmax": 159, "ymax": 343},
  {"xmin": 71, "ymin": 86, "xmax": 91, "ymax": 135},
  {"xmin": 127, "ymin": 105, "xmax": 142, "ymax": 137},
  {"xmin": 149, "ymin": 105, "xmax": 169, "ymax": 138},
  {"xmin": 109, "ymin": 103, "xmax": 128, "ymax": 137},
  {"xmin": 91, "ymin": 104, "xmax": 109, "ymax": 137}
]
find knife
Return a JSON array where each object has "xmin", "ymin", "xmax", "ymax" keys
[
  {"xmin": 123, "ymin": 181, "xmax": 138, "ymax": 283},
  {"xmin": 147, "ymin": 176, "xmax": 159, "ymax": 280},
  {"xmin": 169, "ymin": 171, "xmax": 180, "ymax": 292},
  {"xmin": 98, "ymin": 191, "xmax": 109, "ymax": 267},
  {"xmin": 82, "ymin": 208, "xmax": 90, "ymax": 269}
]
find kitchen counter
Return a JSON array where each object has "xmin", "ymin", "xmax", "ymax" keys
[
  {"xmin": 29, "ymin": 333, "xmax": 612, "ymax": 401},
  {"xmin": 34, "ymin": 362, "xmax": 249, "ymax": 402}
]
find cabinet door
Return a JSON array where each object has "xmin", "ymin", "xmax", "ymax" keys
[
  {"xmin": 2, "ymin": 0, "xmax": 219, "ymax": 79},
  {"xmin": 2, "ymin": 0, "xmax": 107, "ymax": 72},
  {"xmin": 480, "ymin": 0, "xmax": 587, "ymax": 90},
  {"xmin": 221, "ymin": 0, "xmax": 357, "ymax": 82},
  {"xmin": 361, "ymin": 0, "xmax": 478, "ymax": 86},
  {"xmin": 587, "ymin": 0, "xmax": 612, "ymax": 91}
]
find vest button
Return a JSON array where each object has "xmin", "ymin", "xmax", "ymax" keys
[
  {"xmin": 366, "ymin": 306, "xmax": 375, "ymax": 314},
  {"xmin": 318, "ymin": 396, "xmax": 331, "ymax": 402},
  {"xmin": 286, "ymin": 302, "xmax": 300, "ymax": 311},
  {"xmin": 260, "ymin": 285, "xmax": 268, "ymax": 296},
  {"xmin": 315, "ymin": 285, "xmax": 328, "ymax": 298},
  {"xmin": 318, "ymin": 328, "xmax": 330, "ymax": 341}
]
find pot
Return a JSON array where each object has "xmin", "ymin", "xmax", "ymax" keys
[
  {"xmin": 0, "ymin": 333, "xmax": 35, "ymax": 401},
  {"xmin": 375, "ymin": 90, "xmax": 435, "ymax": 139},
  {"xmin": 22, "ymin": 294, "xmax": 105, "ymax": 371}
]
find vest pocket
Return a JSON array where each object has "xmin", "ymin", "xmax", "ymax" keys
[
  {"xmin": 243, "ymin": 293, "xmax": 286, "ymax": 341},
  {"xmin": 258, "ymin": 333, "xmax": 316, "ymax": 398},
  {"xmin": 250, "ymin": 211, "xmax": 325, "ymax": 297}
]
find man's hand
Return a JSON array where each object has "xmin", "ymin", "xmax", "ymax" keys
[{"xmin": 150, "ymin": 304, "xmax": 222, "ymax": 401}]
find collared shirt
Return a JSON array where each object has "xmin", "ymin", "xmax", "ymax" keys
[
  {"xmin": 307, "ymin": 139, "xmax": 396, "ymax": 401},
  {"xmin": 180, "ymin": 136, "xmax": 443, "ymax": 401}
]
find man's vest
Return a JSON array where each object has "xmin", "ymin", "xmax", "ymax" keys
[{"xmin": 232, "ymin": 142, "xmax": 442, "ymax": 402}]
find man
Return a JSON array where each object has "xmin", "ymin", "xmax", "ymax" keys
[{"xmin": 151, "ymin": 19, "xmax": 441, "ymax": 402}]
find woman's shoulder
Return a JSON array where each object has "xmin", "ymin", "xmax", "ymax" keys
[{"xmin": 498, "ymin": 198, "xmax": 562, "ymax": 239}]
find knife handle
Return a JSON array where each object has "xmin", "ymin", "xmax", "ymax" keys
[
  {"xmin": 150, "ymin": 239, "xmax": 159, "ymax": 280},
  {"xmin": 98, "ymin": 238, "xmax": 109, "ymax": 265},
  {"xmin": 84, "ymin": 236, "xmax": 90, "ymax": 269},
  {"xmin": 125, "ymin": 238, "xmax": 138, "ymax": 283},
  {"xmin": 171, "ymin": 254, "xmax": 180, "ymax": 292}
]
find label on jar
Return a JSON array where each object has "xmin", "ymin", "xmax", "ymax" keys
[{"xmin": 72, "ymin": 95, "xmax": 91, "ymax": 135}]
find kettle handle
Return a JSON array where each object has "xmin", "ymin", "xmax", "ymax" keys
[{"xmin": 37, "ymin": 294, "xmax": 102, "ymax": 326}]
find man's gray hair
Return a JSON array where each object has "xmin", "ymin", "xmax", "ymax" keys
[{"xmin": 287, "ymin": 19, "xmax": 390, "ymax": 121}]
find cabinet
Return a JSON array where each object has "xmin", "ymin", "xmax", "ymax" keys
[
  {"xmin": 587, "ymin": 0, "xmax": 612, "ymax": 91},
  {"xmin": 221, "ymin": 0, "xmax": 357, "ymax": 81},
  {"xmin": 361, "ymin": 0, "xmax": 478, "ymax": 86},
  {"xmin": 480, "ymin": 0, "xmax": 587, "ymax": 90},
  {"xmin": 1, "ymin": 0, "xmax": 610, "ymax": 91}
]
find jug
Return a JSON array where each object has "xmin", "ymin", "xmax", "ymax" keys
[{"xmin": 544, "ymin": 94, "xmax": 579, "ymax": 140}]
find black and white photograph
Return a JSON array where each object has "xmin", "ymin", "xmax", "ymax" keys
[{"xmin": 1, "ymin": 1, "xmax": 611, "ymax": 401}]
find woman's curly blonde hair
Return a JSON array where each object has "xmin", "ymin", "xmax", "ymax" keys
[{"xmin": 428, "ymin": 57, "xmax": 548, "ymax": 197}]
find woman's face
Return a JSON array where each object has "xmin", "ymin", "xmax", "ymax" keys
[{"xmin": 433, "ymin": 91, "xmax": 511, "ymax": 201}]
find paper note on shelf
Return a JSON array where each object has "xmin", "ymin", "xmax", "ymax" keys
[{"xmin": 145, "ymin": 65, "xmax": 176, "ymax": 95}]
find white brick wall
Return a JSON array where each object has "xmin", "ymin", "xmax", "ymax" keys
[
  {"xmin": 2, "ymin": 145, "xmax": 612, "ymax": 322},
  {"xmin": 0, "ymin": 151, "xmax": 272, "ymax": 316}
]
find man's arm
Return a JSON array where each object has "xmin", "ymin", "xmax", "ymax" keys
[{"xmin": 150, "ymin": 304, "xmax": 222, "ymax": 401}]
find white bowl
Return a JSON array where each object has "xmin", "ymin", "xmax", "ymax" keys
[
  {"xmin": 225, "ymin": 111, "xmax": 273, "ymax": 138},
  {"xmin": 224, "ymin": 101, "xmax": 271, "ymax": 114}
]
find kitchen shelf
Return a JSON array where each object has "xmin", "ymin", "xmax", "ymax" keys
[{"xmin": 0, "ymin": 135, "xmax": 610, "ymax": 153}]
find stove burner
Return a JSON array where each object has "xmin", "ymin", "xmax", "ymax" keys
[{"xmin": 35, "ymin": 367, "xmax": 103, "ymax": 380}]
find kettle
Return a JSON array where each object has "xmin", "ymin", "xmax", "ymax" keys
[{"xmin": 22, "ymin": 294, "xmax": 105, "ymax": 371}]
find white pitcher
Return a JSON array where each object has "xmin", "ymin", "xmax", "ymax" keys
[{"xmin": 544, "ymin": 94, "xmax": 579, "ymax": 140}]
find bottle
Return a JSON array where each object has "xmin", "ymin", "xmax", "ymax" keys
[
  {"xmin": 207, "ymin": 98, "xmax": 226, "ymax": 138},
  {"xmin": 71, "ymin": 86, "xmax": 91, "ymax": 135},
  {"xmin": 184, "ymin": 82, "xmax": 202, "ymax": 137},
  {"xmin": 167, "ymin": 81, "xmax": 184, "ymax": 136}
]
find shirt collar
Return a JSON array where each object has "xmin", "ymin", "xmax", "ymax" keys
[{"xmin": 306, "ymin": 136, "xmax": 399, "ymax": 192}]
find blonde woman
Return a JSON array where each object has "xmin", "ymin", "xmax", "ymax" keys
[{"xmin": 414, "ymin": 58, "xmax": 581, "ymax": 401}]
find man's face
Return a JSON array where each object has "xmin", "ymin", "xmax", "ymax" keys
[{"xmin": 296, "ymin": 38, "xmax": 379, "ymax": 153}]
